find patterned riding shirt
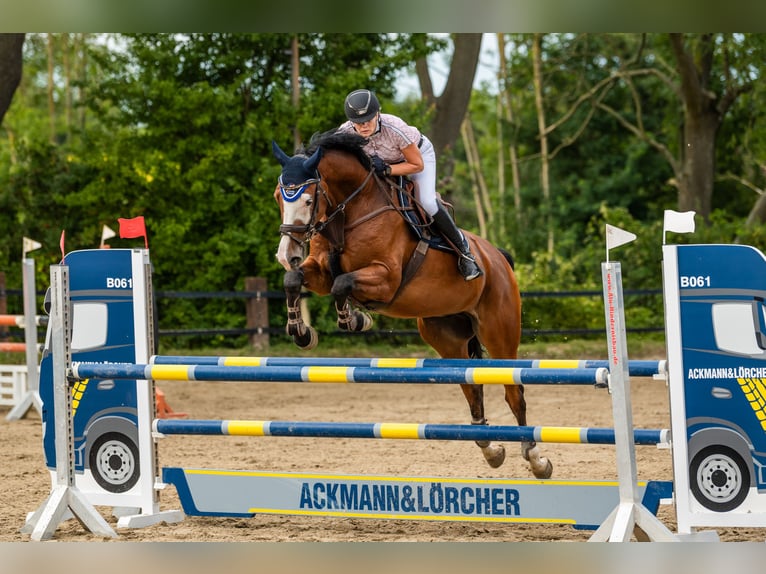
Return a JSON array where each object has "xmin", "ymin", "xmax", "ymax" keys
[{"xmin": 338, "ymin": 113, "xmax": 422, "ymax": 164}]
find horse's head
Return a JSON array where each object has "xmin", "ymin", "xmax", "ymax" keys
[
  {"xmin": 272, "ymin": 131, "xmax": 376, "ymax": 271},
  {"xmin": 272, "ymin": 140, "xmax": 324, "ymax": 270}
]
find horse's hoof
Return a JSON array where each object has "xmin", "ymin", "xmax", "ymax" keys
[
  {"xmin": 481, "ymin": 444, "xmax": 506, "ymax": 468},
  {"xmin": 531, "ymin": 458, "xmax": 553, "ymax": 479},
  {"xmin": 293, "ymin": 326, "xmax": 318, "ymax": 350}
]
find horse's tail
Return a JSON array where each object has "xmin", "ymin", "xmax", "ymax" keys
[
  {"xmin": 498, "ymin": 247, "xmax": 515, "ymax": 270},
  {"xmin": 465, "ymin": 247, "xmax": 515, "ymax": 359}
]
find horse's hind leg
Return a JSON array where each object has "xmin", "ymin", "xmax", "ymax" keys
[
  {"xmin": 504, "ymin": 384, "xmax": 553, "ymax": 479},
  {"xmin": 460, "ymin": 384, "xmax": 506, "ymax": 468},
  {"xmin": 418, "ymin": 316, "xmax": 506, "ymax": 468},
  {"xmin": 476, "ymin": 285, "xmax": 553, "ymax": 479}
]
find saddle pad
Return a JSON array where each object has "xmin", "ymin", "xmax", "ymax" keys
[{"xmin": 396, "ymin": 184, "xmax": 452, "ymax": 253}]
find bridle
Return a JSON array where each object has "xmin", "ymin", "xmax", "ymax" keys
[
  {"xmin": 278, "ymin": 168, "xmax": 375, "ymax": 247},
  {"xmin": 277, "ymin": 174, "xmax": 323, "ymax": 246}
]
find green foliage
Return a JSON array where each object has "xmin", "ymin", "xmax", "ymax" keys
[
  {"xmin": 518, "ymin": 206, "xmax": 662, "ymax": 340},
  {"xmin": 0, "ymin": 33, "xmax": 437, "ymax": 344}
]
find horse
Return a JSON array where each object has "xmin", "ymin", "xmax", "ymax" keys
[{"xmin": 271, "ymin": 130, "xmax": 552, "ymax": 479}]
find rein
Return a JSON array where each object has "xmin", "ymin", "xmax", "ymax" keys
[{"xmin": 315, "ymin": 168, "xmax": 376, "ymax": 236}]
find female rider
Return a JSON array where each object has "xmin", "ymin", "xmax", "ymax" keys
[{"xmin": 337, "ymin": 89, "xmax": 482, "ymax": 281}]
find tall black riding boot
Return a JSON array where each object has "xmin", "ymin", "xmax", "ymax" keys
[{"xmin": 431, "ymin": 205, "xmax": 483, "ymax": 281}]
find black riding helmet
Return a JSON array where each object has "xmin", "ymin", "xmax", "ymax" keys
[{"xmin": 344, "ymin": 89, "xmax": 380, "ymax": 123}]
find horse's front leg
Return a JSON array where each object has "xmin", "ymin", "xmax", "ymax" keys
[
  {"xmin": 283, "ymin": 266, "xmax": 318, "ymax": 350},
  {"xmin": 330, "ymin": 272, "xmax": 374, "ymax": 333}
]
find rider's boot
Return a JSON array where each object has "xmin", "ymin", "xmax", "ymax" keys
[{"xmin": 431, "ymin": 204, "xmax": 483, "ymax": 281}]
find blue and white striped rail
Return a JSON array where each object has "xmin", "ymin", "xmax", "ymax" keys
[
  {"xmin": 152, "ymin": 419, "xmax": 670, "ymax": 446},
  {"xmin": 71, "ymin": 363, "xmax": 609, "ymax": 386},
  {"xmin": 151, "ymin": 355, "xmax": 665, "ymax": 378}
]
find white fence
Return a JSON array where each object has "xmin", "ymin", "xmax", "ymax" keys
[{"xmin": 0, "ymin": 365, "xmax": 30, "ymax": 407}]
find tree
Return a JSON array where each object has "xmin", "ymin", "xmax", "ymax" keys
[
  {"xmin": 531, "ymin": 33, "xmax": 554, "ymax": 254},
  {"xmin": 595, "ymin": 34, "xmax": 765, "ymax": 220},
  {"xmin": 0, "ymin": 33, "xmax": 24, "ymax": 125},
  {"xmin": 414, "ymin": 34, "xmax": 482, "ymax": 172},
  {"xmin": 669, "ymin": 34, "xmax": 756, "ymax": 218},
  {"xmin": 487, "ymin": 34, "xmax": 650, "ymax": 258}
]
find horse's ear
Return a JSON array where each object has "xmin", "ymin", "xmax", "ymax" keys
[
  {"xmin": 303, "ymin": 147, "xmax": 323, "ymax": 173},
  {"xmin": 272, "ymin": 140, "xmax": 291, "ymax": 166}
]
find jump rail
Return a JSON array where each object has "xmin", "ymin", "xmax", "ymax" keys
[
  {"xmin": 151, "ymin": 355, "xmax": 666, "ymax": 378},
  {"xmin": 71, "ymin": 363, "xmax": 610, "ymax": 386},
  {"xmin": 153, "ymin": 418, "xmax": 670, "ymax": 446}
]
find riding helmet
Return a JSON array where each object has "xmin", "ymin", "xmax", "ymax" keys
[{"xmin": 344, "ymin": 89, "xmax": 380, "ymax": 123}]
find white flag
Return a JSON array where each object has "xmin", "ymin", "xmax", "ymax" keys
[
  {"xmin": 101, "ymin": 225, "xmax": 117, "ymax": 247},
  {"xmin": 22, "ymin": 236, "xmax": 42, "ymax": 256},
  {"xmin": 605, "ymin": 224, "xmax": 637, "ymax": 252},
  {"xmin": 663, "ymin": 210, "xmax": 696, "ymax": 235}
]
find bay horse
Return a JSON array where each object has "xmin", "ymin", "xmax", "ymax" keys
[{"xmin": 271, "ymin": 130, "xmax": 552, "ymax": 479}]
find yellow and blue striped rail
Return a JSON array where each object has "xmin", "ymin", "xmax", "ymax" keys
[
  {"xmin": 71, "ymin": 363, "xmax": 609, "ymax": 386},
  {"xmin": 152, "ymin": 419, "xmax": 670, "ymax": 446},
  {"xmin": 151, "ymin": 355, "xmax": 665, "ymax": 378}
]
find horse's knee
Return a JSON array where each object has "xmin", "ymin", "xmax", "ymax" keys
[
  {"xmin": 284, "ymin": 269, "xmax": 304, "ymax": 292},
  {"xmin": 330, "ymin": 273, "xmax": 355, "ymax": 300}
]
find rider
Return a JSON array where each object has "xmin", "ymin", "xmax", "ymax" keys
[{"xmin": 337, "ymin": 89, "xmax": 482, "ymax": 281}]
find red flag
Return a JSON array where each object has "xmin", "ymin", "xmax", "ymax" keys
[{"xmin": 118, "ymin": 216, "xmax": 148, "ymax": 248}]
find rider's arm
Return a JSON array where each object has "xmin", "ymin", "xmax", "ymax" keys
[{"xmin": 389, "ymin": 143, "xmax": 424, "ymax": 177}]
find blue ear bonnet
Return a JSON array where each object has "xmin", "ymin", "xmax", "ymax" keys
[{"xmin": 272, "ymin": 141, "xmax": 323, "ymax": 203}]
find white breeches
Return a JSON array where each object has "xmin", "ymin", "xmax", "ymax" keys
[{"xmin": 410, "ymin": 136, "xmax": 439, "ymax": 216}]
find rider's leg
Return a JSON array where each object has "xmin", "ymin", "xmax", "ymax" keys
[
  {"xmin": 431, "ymin": 204, "xmax": 483, "ymax": 281},
  {"xmin": 412, "ymin": 137, "xmax": 483, "ymax": 281}
]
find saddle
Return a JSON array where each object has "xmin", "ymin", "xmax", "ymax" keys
[{"xmin": 391, "ymin": 177, "xmax": 453, "ymax": 254}]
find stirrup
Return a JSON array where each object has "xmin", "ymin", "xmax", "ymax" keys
[{"xmin": 458, "ymin": 255, "xmax": 483, "ymax": 281}]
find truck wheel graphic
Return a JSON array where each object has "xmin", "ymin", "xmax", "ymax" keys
[
  {"xmin": 89, "ymin": 432, "xmax": 140, "ymax": 493},
  {"xmin": 690, "ymin": 445, "xmax": 750, "ymax": 512}
]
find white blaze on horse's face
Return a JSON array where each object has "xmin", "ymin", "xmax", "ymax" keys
[
  {"xmin": 276, "ymin": 189, "xmax": 314, "ymax": 270},
  {"xmin": 271, "ymin": 141, "xmax": 324, "ymax": 271}
]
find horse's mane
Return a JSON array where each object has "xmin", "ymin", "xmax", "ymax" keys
[{"xmin": 302, "ymin": 129, "xmax": 372, "ymax": 170}]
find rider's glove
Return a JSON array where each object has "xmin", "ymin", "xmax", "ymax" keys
[{"xmin": 371, "ymin": 155, "xmax": 391, "ymax": 177}]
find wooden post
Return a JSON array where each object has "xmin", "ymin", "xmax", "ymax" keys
[{"xmin": 245, "ymin": 276, "xmax": 269, "ymax": 351}]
